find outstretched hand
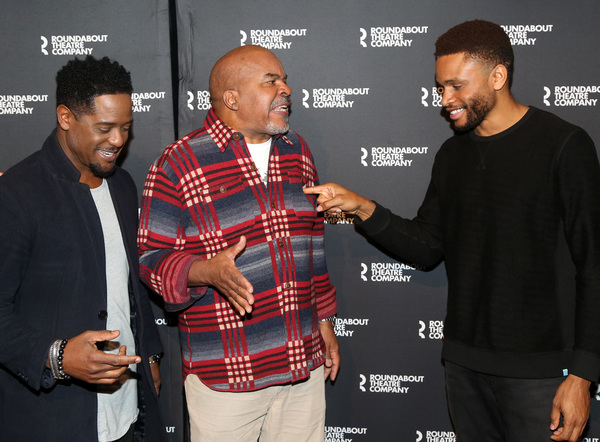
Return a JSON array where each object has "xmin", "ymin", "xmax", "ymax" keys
[
  {"xmin": 189, "ymin": 236, "xmax": 254, "ymax": 316},
  {"xmin": 303, "ymin": 183, "xmax": 376, "ymax": 221},
  {"xmin": 61, "ymin": 330, "xmax": 141, "ymax": 384}
]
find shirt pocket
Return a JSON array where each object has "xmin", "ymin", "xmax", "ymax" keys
[
  {"xmin": 199, "ymin": 176, "xmax": 263, "ymax": 232},
  {"xmin": 281, "ymin": 171, "xmax": 318, "ymax": 228}
]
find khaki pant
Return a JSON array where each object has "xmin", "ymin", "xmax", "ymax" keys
[{"xmin": 185, "ymin": 365, "xmax": 325, "ymax": 442}]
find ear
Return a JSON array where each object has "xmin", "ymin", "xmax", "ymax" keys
[
  {"xmin": 490, "ymin": 64, "xmax": 508, "ymax": 91},
  {"xmin": 56, "ymin": 104, "xmax": 74, "ymax": 130},
  {"xmin": 223, "ymin": 90, "xmax": 239, "ymax": 111}
]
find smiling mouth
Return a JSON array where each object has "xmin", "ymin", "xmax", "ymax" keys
[
  {"xmin": 273, "ymin": 104, "xmax": 289, "ymax": 113},
  {"xmin": 447, "ymin": 106, "xmax": 465, "ymax": 120},
  {"xmin": 271, "ymin": 97, "xmax": 292, "ymax": 113},
  {"xmin": 97, "ymin": 149, "xmax": 119, "ymax": 161}
]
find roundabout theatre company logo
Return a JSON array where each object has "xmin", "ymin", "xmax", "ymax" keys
[
  {"xmin": 132, "ymin": 91, "xmax": 166, "ymax": 113},
  {"xmin": 325, "ymin": 426, "xmax": 368, "ymax": 442},
  {"xmin": 359, "ymin": 25, "xmax": 428, "ymax": 48},
  {"xmin": 302, "ymin": 88, "xmax": 369, "ymax": 109},
  {"xmin": 416, "ymin": 430, "xmax": 456, "ymax": 442},
  {"xmin": 499, "ymin": 24, "xmax": 553, "ymax": 45},
  {"xmin": 359, "ymin": 373, "xmax": 424, "ymax": 394},
  {"xmin": 543, "ymin": 86, "xmax": 600, "ymax": 107},
  {"xmin": 361, "ymin": 145, "xmax": 429, "ymax": 167},
  {"xmin": 0, "ymin": 94, "xmax": 48, "ymax": 115},
  {"xmin": 40, "ymin": 34, "xmax": 108, "ymax": 56},
  {"xmin": 361, "ymin": 262, "xmax": 419, "ymax": 283},
  {"xmin": 240, "ymin": 28, "xmax": 307, "ymax": 49}
]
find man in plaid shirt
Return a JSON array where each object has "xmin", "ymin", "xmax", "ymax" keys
[{"xmin": 138, "ymin": 45, "xmax": 339, "ymax": 441}]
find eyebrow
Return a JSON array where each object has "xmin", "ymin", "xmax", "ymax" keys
[
  {"xmin": 263, "ymin": 73, "xmax": 287, "ymax": 81},
  {"xmin": 436, "ymin": 77, "xmax": 465, "ymax": 85},
  {"xmin": 94, "ymin": 119, "xmax": 133, "ymax": 126}
]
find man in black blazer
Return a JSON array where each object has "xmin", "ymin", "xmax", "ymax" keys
[{"xmin": 0, "ymin": 56, "xmax": 165, "ymax": 442}]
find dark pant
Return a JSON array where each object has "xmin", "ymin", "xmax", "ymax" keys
[{"xmin": 444, "ymin": 361, "xmax": 565, "ymax": 442}]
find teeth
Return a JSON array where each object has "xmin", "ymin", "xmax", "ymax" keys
[
  {"xmin": 100, "ymin": 150, "xmax": 115, "ymax": 157},
  {"xmin": 450, "ymin": 108, "xmax": 463, "ymax": 115}
]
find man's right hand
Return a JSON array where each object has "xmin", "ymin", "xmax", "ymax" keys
[
  {"xmin": 303, "ymin": 183, "xmax": 376, "ymax": 221},
  {"xmin": 60, "ymin": 330, "xmax": 141, "ymax": 384},
  {"xmin": 188, "ymin": 235, "xmax": 254, "ymax": 316}
]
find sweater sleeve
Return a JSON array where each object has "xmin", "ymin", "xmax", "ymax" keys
[
  {"xmin": 354, "ymin": 166, "xmax": 445, "ymax": 268},
  {"xmin": 556, "ymin": 129, "xmax": 600, "ymax": 381}
]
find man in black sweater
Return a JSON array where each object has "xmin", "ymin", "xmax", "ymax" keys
[{"xmin": 305, "ymin": 19, "xmax": 600, "ymax": 442}]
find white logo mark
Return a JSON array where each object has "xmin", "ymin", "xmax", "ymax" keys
[
  {"xmin": 302, "ymin": 89, "xmax": 310, "ymax": 108},
  {"xmin": 359, "ymin": 374, "xmax": 366, "ymax": 391},
  {"xmin": 543, "ymin": 86, "xmax": 551, "ymax": 106},
  {"xmin": 360, "ymin": 263, "xmax": 368, "ymax": 281},
  {"xmin": 187, "ymin": 91, "xmax": 194, "ymax": 110},
  {"xmin": 360, "ymin": 148, "xmax": 368, "ymax": 167},
  {"xmin": 421, "ymin": 87, "xmax": 429, "ymax": 107},
  {"xmin": 40, "ymin": 36, "xmax": 48, "ymax": 55},
  {"xmin": 359, "ymin": 28, "xmax": 368, "ymax": 47}
]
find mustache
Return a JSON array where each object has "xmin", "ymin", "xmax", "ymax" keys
[{"xmin": 271, "ymin": 96, "xmax": 292, "ymax": 108}]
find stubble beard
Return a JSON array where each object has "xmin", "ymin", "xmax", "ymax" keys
[{"xmin": 454, "ymin": 93, "xmax": 494, "ymax": 133}]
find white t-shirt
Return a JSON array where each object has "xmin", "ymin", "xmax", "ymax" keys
[
  {"xmin": 90, "ymin": 179, "xmax": 138, "ymax": 442},
  {"xmin": 246, "ymin": 138, "xmax": 271, "ymax": 184}
]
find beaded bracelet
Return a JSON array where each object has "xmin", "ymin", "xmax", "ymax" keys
[
  {"xmin": 49, "ymin": 339, "xmax": 71, "ymax": 380},
  {"xmin": 149, "ymin": 353, "xmax": 163, "ymax": 365}
]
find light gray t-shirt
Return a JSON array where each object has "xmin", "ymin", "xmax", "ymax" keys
[{"xmin": 90, "ymin": 179, "xmax": 138, "ymax": 442}]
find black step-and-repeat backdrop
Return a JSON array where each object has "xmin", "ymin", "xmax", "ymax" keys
[{"xmin": 2, "ymin": 1, "xmax": 600, "ymax": 441}]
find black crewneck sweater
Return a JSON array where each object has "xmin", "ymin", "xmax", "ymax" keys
[{"xmin": 357, "ymin": 107, "xmax": 600, "ymax": 380}]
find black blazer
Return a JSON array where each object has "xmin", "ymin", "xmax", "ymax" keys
[{"xmin": 0, "ymin": 130, "xmax": 165, "ymax": 441}]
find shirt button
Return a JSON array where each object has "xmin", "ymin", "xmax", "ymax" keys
[
  {"xmin": 250, "ymin": 163, "xmax": 257, "ymax": 170},
  {"xmin": 283, "ymin": 283, "xmax": 291, "ymax": 289},
  {"xmin": 278, "ymin": 241, "xmax": 285, "ymax": 248},
  {"xmin": 220, "ymin": 186, "xmax": 227, "ymax": 193},
  {"xmin": 98, "ymin": 310, "xmax": 108, "ymax": 320},
  {"xmin": 233, "ymin": 133, "xmax": 241, "ymax": 140},
  {"xmin": 271, "ymin": 202, "xmax": 276, "ymax": 209}
]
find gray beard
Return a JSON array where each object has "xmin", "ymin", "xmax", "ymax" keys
[{"xmin": 267, "ymin": 118, "xmax": 290, "ymax": 135}]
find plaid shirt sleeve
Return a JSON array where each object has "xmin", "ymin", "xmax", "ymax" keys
[{"xmin": 137, "ymin": 149, "xmax": 207, "ymax": 311}]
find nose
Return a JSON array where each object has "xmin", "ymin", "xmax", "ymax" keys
[
  {"xmin": 440, "ymin": 89, "xmax": 453, "ymax": 108},
  {"xmin": 280, "ymin": 82, "xmax": 292, "ymax": 97},
  {"xmin": 108, "ymin": 129, "xmax": 126, "ymax": 147}
]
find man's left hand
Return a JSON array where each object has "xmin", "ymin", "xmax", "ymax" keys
[
  {"xmin": 319, "ymin": 320, "xmax": 340, "ymax": 381},
  {"xmin": 550, "ymin": 374, "xmax": 591, "ymax": 441}
]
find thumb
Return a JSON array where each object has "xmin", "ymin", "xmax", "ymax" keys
[
  {"xmin": 549, "ymin": 402, "xmax": 561, "ymax": 431},
  {"xmin": 90, "ymin": 329, "xmax": 120, "ymax": 344},
  {"xmin": 228, "ymin": 235, "xmax": 247, "ymax": 258}
]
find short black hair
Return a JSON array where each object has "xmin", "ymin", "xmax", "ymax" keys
[
  {"xmin": 435, "ymin": 20, "xmax": 514, "ymax": 84},
  {"xmin": 56, "ymin": 55, "xmax": 133, "ymax": 117}
]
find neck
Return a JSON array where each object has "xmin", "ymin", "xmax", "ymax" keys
[{"xmin": 474, "ymin": 96, "xmax": 529, "ymax": 137}]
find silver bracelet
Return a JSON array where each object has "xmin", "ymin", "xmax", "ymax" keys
[
  {"xmin": 320, "ymin": 315, "xmax": 337, "ymax": 322},
  {"xmin": 49, "ymin": 339, "xmax": 71, "ymax": 380}
]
